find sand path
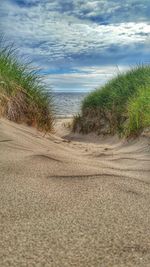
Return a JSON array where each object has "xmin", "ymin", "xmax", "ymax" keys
[{"xmin": 0, "ymin": 118, "xmax": 150, "ymax": 267}]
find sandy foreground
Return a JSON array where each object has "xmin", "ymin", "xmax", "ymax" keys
[{"xmin": 0, "ymin": 118, "xmax": 150, "ymax": 267}]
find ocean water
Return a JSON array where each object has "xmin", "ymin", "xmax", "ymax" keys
[{"xmin": 53, "ymin": 92, "xmax": 87, "ymax": 117}]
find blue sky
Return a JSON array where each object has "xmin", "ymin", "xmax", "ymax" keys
[{"xmin": 1, "ymin": 0, "xmax": 150, "ymax": 92}]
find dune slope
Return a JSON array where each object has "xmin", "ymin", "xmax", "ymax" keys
[{"xmin": 0, "ymin": 118, "xmax": 150, "ymax": 267}]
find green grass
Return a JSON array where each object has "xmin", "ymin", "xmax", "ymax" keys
[
  {"xmin": 125, "ymin": 87, "xmax": 150, "ymax": 136},
  {"xmin": 0, "ymin": 40, "xmax": 54, "ymax": 132},
  {"xmin": 73, "ymin": 65, "xmax": 150, "ymax": 136}
]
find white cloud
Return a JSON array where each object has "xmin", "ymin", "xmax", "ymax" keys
[
  {"xmin": 44, "ymin": 65, "xmax": 129, "ymax": 92},
  {"xmin": 68, "ymin": 0, "xmax": 150, "ymax": 23},
  {"xmin": 1, "ymin": 0, "xmax": 150, "ymax": 91},
  {"xmin": 1, "ymin": 1, "xmax": 150, "ymax": 63}
]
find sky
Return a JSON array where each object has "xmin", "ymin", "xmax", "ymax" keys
[{"xmin": 0, "ymin": 0, "xmax": 150, "ymax": 92}]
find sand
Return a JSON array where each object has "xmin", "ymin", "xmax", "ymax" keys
[{"xmin": 0, "ymin": 118, "xmax": 150, "ymax": 267}]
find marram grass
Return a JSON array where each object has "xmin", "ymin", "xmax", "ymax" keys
[
  {"xmin": 73, "ymin": 65, "xmax": 150, "ymax": 137},
  {"xmin": 0, "ymin": 41, "xmax": 54, "ymax": 132},
  {"xmin": 125, "ymin": 86, "xmax": 150, "ymax": 136}
]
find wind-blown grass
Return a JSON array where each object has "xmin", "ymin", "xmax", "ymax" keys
[
  {"xmin": 0, "ymin": 41, "xmax": 54, "ymax": 132},
  {"xmin": 73, "ymin": 66, "xmax": 150, "ymax": 136},
  {"xmin": 125, "ymin": 87, "xmax": 150, "ymax": 136}
]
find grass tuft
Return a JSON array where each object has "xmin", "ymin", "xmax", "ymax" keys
[
  {"xmin": 73, "ymin": 65, "xmax": 150, "ymax": 136},
  {"xmin": 125, "ymin": 87, "xmax": 150, "ymax": 136},
  {"xmin": 0, "ymin": 40, "xmax": 54, "ymax": 132}
]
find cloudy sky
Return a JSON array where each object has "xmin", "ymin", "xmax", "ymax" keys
[{"xmin": 1, "ymin": 0, "xmax": 150, "ymax": 92}]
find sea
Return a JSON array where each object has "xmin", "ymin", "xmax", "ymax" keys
[{"xmin": 53, "ymin": 92, "xmax": 87, "ymax": 117}]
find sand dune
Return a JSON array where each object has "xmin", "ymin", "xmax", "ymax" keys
[{"xmin": 0, "ymin": 118, "xmax": 150, "ymax": 267}]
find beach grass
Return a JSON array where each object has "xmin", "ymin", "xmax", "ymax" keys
[
  {"xmin": 73, "ymin": 65, "xmax": 150, "ymax": 136},
  {"xmin": 0, "ymin": 40, "xmax": 54, "ymax": 132},
  {"xmin": 125, "ymin": 86, "xmax": 150, "ymax": 136}
]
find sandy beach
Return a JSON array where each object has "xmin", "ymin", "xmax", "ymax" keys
[{"xmin": 0, "ymin": 118, "xmax": 150, "ymax": 267}]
